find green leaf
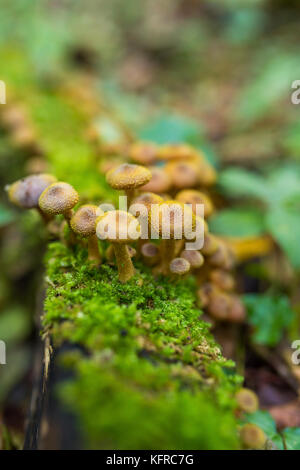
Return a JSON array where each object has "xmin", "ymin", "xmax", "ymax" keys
[
  {"xmin": 218, "ymin": 168, "xmax": 270, "ymax": 202},
  {"xmin": 209, "ymin": 207, "xmax": 265, "ymax": 238},
  {"xmin": 282, "ymin": 427, "xmax": 300, "ymax": 450},
  {"xmin": 266, "ymin": 165, "xmax": 300, "ymax": 207},
  {"xmin": 266, "ymin": 207, "xmax": 300, "ymax": 269},
  {"xmin": 138, "ymin": 114, "xmax": 204, "ymax": 145},
  {"xmin": 244, "ymin": 294, "xmax": 294, "ymax": 346}
]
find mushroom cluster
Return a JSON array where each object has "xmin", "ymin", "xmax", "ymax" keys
[{"xmin": 6, "ymin": 141, "xmax": 245, "ymax": 322}]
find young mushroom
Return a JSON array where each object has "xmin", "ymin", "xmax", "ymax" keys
[
  {"xmin": 70, "ymin": 204, "xmax": 103, "ymax": 266},
  {"xmin": 38, "ymin": 182, "xmax": 79, "ymax": 226},
  {"xmin": 150, "ymin": 200, "xmax": 205, "ymax": 275},
  {"xmin": 96, "ymin": 210, "xmax": 140, "ymax": 283},
  {"xmin": 140, "ymin": 242, "xmax": 160, "ymax": 266},
  {"xmin": 157, "ymin": 143, "xmax": 199, "ymax": 162},
  {"xmin": 240, "ymin": 424, "xmax": 266, "ymax": 450},
  {"xmin": 106, "ymin": 163, "xmax": 151, "ymax": 205},
  {"xmin": 175, "ymin": 189, "xmax": 214, "ymax": 218},
  {"xmin": 140, "ymin": 166, "xmax": 171, "ymax": 194},
  {"xmin": 130, "ymin": 192, "xmax": 163, "ymax": 241},
  {"xmin": 6, "ymin": 173, "xmax": 57, "ymax": 222},
  {"xmin": 235, "ymin": 388, "xmax": 259, "ymax": 414},
  {"xmin": 128, "ymin": 141, "xmax": 158, "ymax": 165},
  {"xmin": 180, "ymin": 249, "xmax": 204, "ymax": 270},
  {"xmin": 209, "ymin": 269, "xmax": 235, "ymax": 291},
  {"xmin": 169, "ymin": 257, "xmax": 191, "ymax": 279},
  {"xmin": 165, "ymin": 161, "xmax": 200, "ymax": 190}
]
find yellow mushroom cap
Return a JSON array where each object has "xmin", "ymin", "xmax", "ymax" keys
[
  {"xmin": 96, "ymin": 210, "xmax": 141, "ymax": 244},
  {"xmin": 240, "ymin": 424, "xmax": 266, "ymax": 450},
  {"xmin": 39, "ymin": 182, "xmax": 79, "ymax": 215},
  {"xmin": 6, "ymin": 173, "xmax": 57, "ymax": 209},
  {"xmin": 180, "ymin": 249, "xmax": 204, "ymax": 269},
  {"xmin": 70, "ymin": 204, "xmax": 103, "ymax": 237},
  {"xmin": 106, "ymin": 163, "xmax": 151, "ymax": 190},
  {"xmin": 169, "ymin": 257, "xmax": 191, "ymax": 275},
  {"xmin": 176, "ymin": 189, "xmax": 214, "ymax": 218},
  {"xmin": 140, "ymin": 166, "xmax": 171, "ymax": 193},
  {"xmin": 129, "ymin": 142, "xmax": 158, "ymax": 165},
  {"xmin": 165, "ymin": 161, "xmax": 200, "ymax": 189},
  {"xmin": 235, "ymin": 388, "xmax": 259, "ymax": 414},
  {"xmin": 131, "ymin": 192, "xmax": 163, "ymax": 212}
]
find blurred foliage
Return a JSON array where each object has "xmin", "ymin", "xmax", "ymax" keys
[{"xmin": 244, "ymin": 294, "xmax": 294, "ymax": 346}]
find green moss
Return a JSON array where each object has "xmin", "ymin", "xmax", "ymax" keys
[{"xmin": 43, "ymin": 242, "xmax": 242, "ymax": 449}]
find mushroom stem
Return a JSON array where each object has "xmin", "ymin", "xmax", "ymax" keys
[
  {"xmin": 64, "ymin": 209, "xmax": 74, "ymax": 225},
  {"xmin": 113, "ymin": 244, "xmax": 135, "ymax": 283},
  {"xmin": 125, "ymin": 188, "xmax": 137, "ymax": 207},
  {"xmin": 88, "ymin": 235, "xmax": 102, "ymax": 266}
]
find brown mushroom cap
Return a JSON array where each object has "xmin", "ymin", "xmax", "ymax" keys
[
  {"xmin": 70, "ymin": 204, "xmax": 103, "ymax": 237},
  {"xmin": 209, "ymin": 269, "xmax": 235, "ymax": 291},
  {"xmin": 175, "ymin": 189, "xmax": 214, "ymax": 218},
  {"xmin": 140, "ymin": 166, "xmax": 171, "ymax": 193},
  {"xmin": 165, "ymin": 161, "xmax": 200, "ymax": 189},
  {"xmin": 201, "ymin": 233, "xmax": 220, "ymax": 256},
  {"xmin": 6, "ymin": 173, "xmax": 57, "ymax": 209},
  {"xmin": 106, "ymin": 163, "xmax": 151, "ymax": 190},
  {"xmin": 141, "ymin": 242, "xmax": 160, "ymax": 259},
  {"xmin": 96, "ymin": 210, "xmax": 141, "ymax": 244},
  {"xmin": 235, "ymin": 388, "xmax": 259, "ymax": 414},
  {"xmin": 131, "ymin": 192, "xmax": 163, "ymax": 212},
  {"xmin": 157, "ymin": 144, "xmax": 199, "ymax": 161},
  {"xmin": 180, "ymin": 249, "xmax": 204, "ymax": 269},
  {"xmin": 240, "ymin": 424, "xmax": 266, "ymax": 450},
  {"xmin": 38, "ymin": 182, "xmax": 79, "ymax": 215},
  {"xmin": 129, "ymin": 142, "xmax": 158, "ymax": 165},
  {"xmin": 169, "ymin": 257, "xmax": 191, "ymax": 276}
]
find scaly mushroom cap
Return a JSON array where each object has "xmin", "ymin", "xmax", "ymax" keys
[
  {"xmin": 201, "ymin": 233, "xmax": 220, "ymax": 256},
  {"xmin": 150, "ymin": 200, "xmax": 206, "ymax": 240},
  {"xmin": 175, "ymin": 189, "xmax": 214, "ymax": 218},
  {"xmin": 209, "ymin": 269, "xmax": 235, "ymax": 291},
  {"xmin": 96, "ymin": 210, "xmax": 141, "ymax": 244},
  {"xmin": 235, "ymin": 388, "xmax": 259, "ymax": 414},
  {"xmin": 6, "ymin": 173, "xmax": 57, "ymax": 209},
  {"xmin": 129, "ymin": 142, "xmax": 158, "ymax": 165},
  {"xmin": 165, "ymin": 161, "xmax": 199, "ymax": 189},
  {"xmin": 180, "ymin": 249, "xmax": 204, "ymax": 269},
  {"xmin": 39, "ymin": 182, "xmax": 79, "ymax": 215},
  {"xmin": 106, "ymin": 163, "xmax": 151, "ymax": 190},
  {"xmin": 157, "ymin": 144, "xmax": 199, "ymax": 161},
  {"xmin": 140, "ymin": 167, "xmax": 171, "ymax": 193},
  {"xmin": 169, "ymin": 257, "xmax": 191, "ymax": 276},
  {"xmin": 70, "ymin": 204, "xmax": 103, "ymax": 237},
  {"xmin": 141, "ymin": 242, "xmax": 160, "ymax": 258}
]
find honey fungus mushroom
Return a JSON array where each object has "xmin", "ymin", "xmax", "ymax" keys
[
  {"xmin": 169, "ymin": 257, "xmax": 191, "ymax": 278},
  {"xmin": 140, "ymin": 166, "xmax": 171, "ymax": 194},
  {"xmin": 176, "ymin": 189, "xmax": 214, "ymax": 218},
  {"xmin": 150, "ymin": 200, "xmax": 205, "ymax": 275},
  {"xmin": 128, "ymin": 141, "xmax": 158, "ymax": 165},
  {"xmin": 106, "ymin": 163, "xmax": 151, "ymax": 204},
  {"xmin": 180, "ymin": 249, "xmax": 204, "ymax": 270},
  {"xmin": 157, "ymin": 144, "xmax": 199, "ymax": 162},
  {"xmin": 70, "ymin": 205, "xmax": 103, "ymax": 266},
  {"xmin": 6, "ymin": 173, "xmax": 57, "ymax": 222},
  {"xmin": 165, "ymin": 161, "xmax": 200, "ymax": 190},
  {"xmin": 96, "ymin": 210, "xmax": 140, "ymax": 283},
  {"xmin": 38, "ymin": 182, "xmax": 79, "ymax": 226}
]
